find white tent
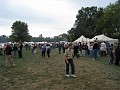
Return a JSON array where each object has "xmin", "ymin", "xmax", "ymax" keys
[
  {"xmin": 74, "ymin": 35, "xmax": 89, "ymax": 43},
  {"xmin": 90, "ymin": 34, "xmax": 118, "ymax": 44}
]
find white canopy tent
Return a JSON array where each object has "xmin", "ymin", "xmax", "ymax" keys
[
  {"xmin": 74, "ymin": 35, "xmax": 90, "ymax": 43},
  {"xmin": 90, "ymin": 34, "xmax": 118, "ymax": 44}
]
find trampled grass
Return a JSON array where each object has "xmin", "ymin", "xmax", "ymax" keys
[{"xmin": 0, "ymin": 48, "xmax": 120, "ymax": 90}]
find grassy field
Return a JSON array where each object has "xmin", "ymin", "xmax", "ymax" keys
[{"xmin": 0, "ymin": 48, "xmax": 120, "ymax": 90}]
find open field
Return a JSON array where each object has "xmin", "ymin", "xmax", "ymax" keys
[{"xmin": 0, "ymin": 48, "xmax": 120, "ymax": 90}]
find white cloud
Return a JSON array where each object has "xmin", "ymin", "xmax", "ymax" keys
[
  {"xmin": 0, "ymin": 0, "xmax": 117, "ymax": 37},
  {"xmin": 1, "ymin": 0, "xmax": 77, "ymax": 37}
]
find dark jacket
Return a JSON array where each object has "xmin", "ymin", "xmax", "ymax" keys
[
  {"xmin": 6, "ymin": 45, "xmax": 12, "ymax": 55},
  {"xmin": 93, "ymin": 43, "xmax": 99, "ymax": 49},
  {"xmin": 115, "ymin": 47, "xmax": 120, "ymax": 57}
]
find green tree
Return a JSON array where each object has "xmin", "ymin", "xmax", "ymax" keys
[
  {"xmin": 97, "ymin": 0, "xmax": 120, "ymax": 40},
  {"xmin": 0, "ymin": 35, "xmax": 10, "ymax": 43},
  {"xmin": 68, "ymin": 6, "xmax": 104, "ymax": 41},
  {"xmin": 10, "ymin": 20, "xmax": 31, "ymax": 42}
]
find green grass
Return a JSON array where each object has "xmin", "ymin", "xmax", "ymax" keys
[{"xmin": 0, "ymin": 48, "xmax": 120, "ymax": 90}]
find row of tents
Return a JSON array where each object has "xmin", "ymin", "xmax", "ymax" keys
[{"xmin": 74, "ymin": 34, "xmax": 118, "ymax": 44}]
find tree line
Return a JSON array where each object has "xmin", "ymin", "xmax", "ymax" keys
[{"xmin": 67, "ymin": 0, "xmax": 120, "ymax": 41}]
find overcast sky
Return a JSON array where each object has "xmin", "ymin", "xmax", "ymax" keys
[{"xmin": 0, "ymin": 0, "xmax": 117, "ymax": 37}]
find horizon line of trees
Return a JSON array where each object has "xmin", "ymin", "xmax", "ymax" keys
[{"xmin": 0, "ymin": 34, "xmax": 68, "ymax": 43}]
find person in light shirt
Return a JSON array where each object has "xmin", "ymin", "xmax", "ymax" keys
[
  {"xmin": 65, "ymin": 43, "xmax": 77, "ymax": 78},
  {"xmin": 100, "ymin": 41, "xmax": 107, "ymax": 56}
]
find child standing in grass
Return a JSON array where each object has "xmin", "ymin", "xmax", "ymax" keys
[{"xmin": 65, "ymin": 43, "xmax": 76, "ymax": 78}]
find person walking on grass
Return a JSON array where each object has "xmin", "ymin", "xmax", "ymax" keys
[
  {"xmin": 41, "ymin": 44, "xmax": 46, "ymax": 57},
  {"xmin": 58, "ymin": 42, "xmax": 62, "ymax": 54},
  {"xmin": 115, "ymin": 44, "xmax": 120, "ymax": 66},
  {"xmin": 65, "ymin": 43, "xmax": 77, "ymax": 78},
  {"xmin": 5, "ymin": 44, "xmax": 15, "ymax": 67},
  {"xmin": 73, "ymin": 42, "xmax": 79, "ymax": 59},
  {"xmin": 93, "ymin": 41, "xmax": 100, "ymax": 60},
  {"xmin": 46, "ymin": 44, "xmax": 51, "ymax": 58},
  {"xmin": 108, "ymin": 44, "xmax": 114, "ymax": 64},
  {"xmin": 13, "ymin": 44, "xmax": 18, "ymax": 58},
  {"xmin": 18, "ymin": 43, "xmax": 23, "ymax": 58}
]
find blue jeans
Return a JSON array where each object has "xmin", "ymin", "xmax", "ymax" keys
[
  {"xmin": 89, "ymin": 50, "xmax": 93, "ymax": 57},
  {"xmin": 66, "ymin": 58, "xmax": 75, "ymax": 75},
  {"xmin": 14, "ymin": 50, "xmax": 17, "ymax": 58},
  {"xmin": 93, "ymin": 49, "xmax": 99, "ymax": 59},
  {"xmin": 109, "ymin": 54, "xmax": 114, "ymax": 64}
]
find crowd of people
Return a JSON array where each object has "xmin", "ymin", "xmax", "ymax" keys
[
  {"xmin": 53, "ymin": 41, "xmax": 120, "ymax": 78},
  {"xmin": 57, "ymin": 41, "xmax": 120, "ymax": 66},
  {"xmin": 0, "ymin": 42, "xmax": 52, "ymax": 67},
  {"xmin": 0, "ymin": 43, "xmax": 23, "ymax": 67},
  {"xmin": 0, "ymin": 40, "xmax": 120, "ymax": 78}
]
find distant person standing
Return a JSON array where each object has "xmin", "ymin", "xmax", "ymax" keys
[
  {"xmin": 3, "ymin": 44, "xmax": 7, "ymax": 55},
  {"xmin": 5, "ymin": 44, "xmax": 15, "ymax": 67},
  {"xmin": 73, "ymin": 42, "xmax": 79, "ymax": 59},
  {"xmin": 33, "ymin": 44, "xmax": 37, "ymax": 54},
  {"xmin": 100, "ymin": 41, "xmax": 107, "ymax": 56},
  {"xmin": 78, "ymin": 42, "xmax": 82, "ymax": 56},
  {"xmin": 46, "ymin": 44, "xmax": 51, "ymax": 58},
  {"xmin": 18, "ymin": 43, "xmax": 23, "ymax": 58},
  {"xmin": 115, "ymin": 44, "xmax": 120, "ymax": 66},
  {"xmin": 58, "ymin": 42, "xmax": 62, "ymax": 54},
  {"xmin": 13, "ymin": 44, "xmax": 18, "ymax": 58},
  {"xmin": 93, "ymin": 41, "xmax": 100, "ymax": 60},
  {"xmin": 0, "ymin": 44, "xmax": 2, "ymax": 55},
  {"xmin": 82, "ymin": 43, "xmax": 86, "ymax": 56},
  {"xmin": 108, "ymin": 44, "xmax": 114, "ymax": 64},
  {"xmin": 25, "ymin": 43, "xmax": 28, "ymax": 50},
  {"xmin": 41, "ymin": 44, "xmax": 46, "ymax": 57},
  {"xmin": 88, "ymin": 43, "xmax": 93, "ymax": 57},
  {"xmin": 62, "ymin": 42, "xmax": 65, "ymax": 53},
  {"xmin": 65, "ymin": 43, "xmax": 77, "ymax": 78}
]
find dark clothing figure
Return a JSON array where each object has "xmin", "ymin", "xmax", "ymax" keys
[
  {"xmin": 85, "ymin": 44, "xmax": 89, "ymax": 56},
  {"xmin": 5, "ymin": 45, "xmax": 15, "ymax": 67},
  {"xmin": 63, "ymin": 46, "xmax": 65, "ymax": 53},
  {"xmin": 3, "ymin": 44, "xmax": 7, "ymax": 55},
  {"xmin": 6, "ymin": 45, "xmax": 12, "ymax": 55},
  {"xmin": 108, "ymin": 44, "xmax": 114, "ymax": 64},
  {"xmin": 0, "ymin": 48, "xmax": 3, "ymax": 55},
  {"xmin": 18, "ymin": 43, "xmax": 23, "ymax": 58},
  {"xmin": 66, "ymin": 58, "xmax": 75, "ymax": 75},
  {"xmin": 46, "ymin": 46, "xmax": 51, "ymax": 58},
  {"xmin": 62, "ymin": 43, "xmax": 65, "ymax": 53},
  {"xmin": 58, "ymin": 43, "xmax": 62, "ymax": 54},
  {"xmin": 93, "ymin": 42, "xmax": 99, "ymax": 60},
  {"xmin": 93, "ymin": 43, "xmax": 99, "ymax": 50},
  {"xmin": 41, "ymin": 44, "xmax": 46, "ymax": 57},
  {"xmin": 13, "ymin": 44, "xmax": 18, "ymax": 58},
  {"xmin": 25, "ymin": 44, "xmax": 28, "ymax": 50},
  {"xmin": 73, "ymin": 46, "xmax": 79, "ymax": 59},
  {"xmin": 115, "ymin": 46, "xmax": 120, "ymax": 66}
]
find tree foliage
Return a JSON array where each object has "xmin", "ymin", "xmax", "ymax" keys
[
  {"xmin": 68, "ymin": 6, "xmax": 104, "ymax": 41},
  {"xmin": 97, "ymin": 0, "xmax": 120, "ymax": 39},
  {"xmin": 0, "ymin": 35, "xmax": 10, "ymax": 43},
  {"xmin": 68, "ymin": 0, "xmax": 120, "ymax": 41},
  {"xmin": 10, "ymin": 21, "xmax": 31, "ymax": 42}
]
